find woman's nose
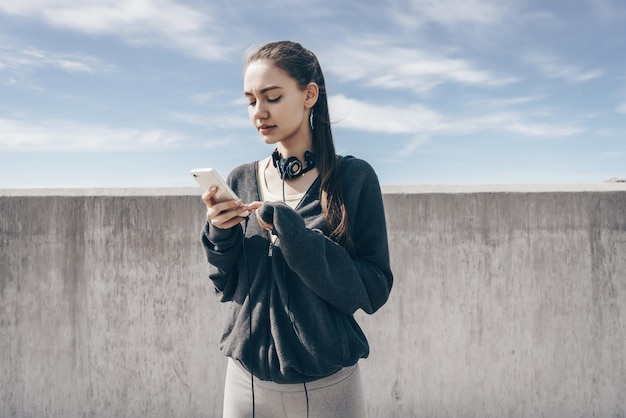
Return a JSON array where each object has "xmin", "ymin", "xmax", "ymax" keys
[{"xmin": 253, "ymin": 102, "xmax": 268, "ymax": 120}]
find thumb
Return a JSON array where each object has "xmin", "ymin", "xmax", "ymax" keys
[{"xmin": 258, "ymin": 203, "xmax": 275, "ymax": 224}]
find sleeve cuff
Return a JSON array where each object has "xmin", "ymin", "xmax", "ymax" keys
[{"xmin": 203, "ymin": 221, "xmax": 239, "ymax": 244}]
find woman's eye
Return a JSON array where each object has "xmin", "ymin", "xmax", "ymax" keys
[
  {"xmin": 247, "ymin": 101, "xmax": 256, "ymax": 107},
  {"xmin": 267, "ymin": 96, "xmax": 281, "ymax": 103}
]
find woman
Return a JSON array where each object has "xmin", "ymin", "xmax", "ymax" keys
[{"xmin": 201, "ymin": 40, "xmax": 393, "ymax": 417}]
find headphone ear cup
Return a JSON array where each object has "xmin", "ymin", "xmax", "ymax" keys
[
  {"xmin": 304, "ymin": 151, "xmax": 314, "ymax": 168},
  {"xmin": 285, "ymin": 157, "xmax": 302, "ymax": 179},
  {"xmin": 271, "ymin": 149, "xmax": 315, "ymax": 179},
  {"xmin": 272, "ymin": 149, "xmax": 281, "ymax": 168}
]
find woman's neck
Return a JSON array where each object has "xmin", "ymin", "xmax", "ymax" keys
[{"xmin": 275, "ymin": 131, "xmax": 313, "ymax": 160}]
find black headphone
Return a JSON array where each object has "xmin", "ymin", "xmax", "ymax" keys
[{"xmin": 272, "ymin": 149, "xmax": 315, "ymax": 179}]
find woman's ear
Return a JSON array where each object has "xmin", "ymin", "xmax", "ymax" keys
[{"xmin": 304, "ymin": 82, "xmax": 319, "ymax": 109}]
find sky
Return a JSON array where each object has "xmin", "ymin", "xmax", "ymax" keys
[{"xmin": 0, "ymin": 0, "xmax": 625, "ymax": 188}]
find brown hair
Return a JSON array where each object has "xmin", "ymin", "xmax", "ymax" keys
[{"xmin": 246, "ymin": 41, "xmax": 353, "ymax": 251}]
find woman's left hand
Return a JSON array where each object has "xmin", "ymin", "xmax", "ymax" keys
[{"xmin": 249, "ymin": 201, "xmax": 273, "ymax": 232}]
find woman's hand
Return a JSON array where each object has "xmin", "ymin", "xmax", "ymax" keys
[
  {"xmin": 245, "ymin": 201, "xmax": 273, "ymax": 232},
  {"xmin": 202, "ymin": 187, "xmax": 251, "ymax": 230},
  {"xmin": 254, "ymin": 201, "xmax": 306, "ymax": 237},
  {"xmin": 251, "ymin": 201, "xmax": 274, "ymax": 232}
]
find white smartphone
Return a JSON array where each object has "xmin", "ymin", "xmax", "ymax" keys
[{"xmin": 190, "ymin": 168, "xmax": 240, "ymax": 203}]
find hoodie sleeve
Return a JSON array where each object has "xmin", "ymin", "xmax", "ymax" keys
[
  {"xmin": 200, "ymin": 162, "xmax": 257, "ymax": 301},
  {"xmin": 201, "ymin": 220, "xmax": 244, "ymax": 300},
  {"xmin": 257, "ymin": 160, "xmax": 393, "ymax": 315}
]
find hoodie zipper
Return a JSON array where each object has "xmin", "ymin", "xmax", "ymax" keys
[
  {"xmin": 267, "ymin": 230, "xmax": 275, "ymax": 256},
  {"xmin": 265, "ymin": 231, "xmax": 274, "ymax": 380}
]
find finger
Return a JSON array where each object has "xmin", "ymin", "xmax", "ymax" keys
[
  {"xmin": 209, "ymin": 209, "xmax": 241, "ymax": 229},
  {"xmin": 247, "ymin": 201, "xmax": 264, "ymax": 211},
  {"xmin": 212, "ymin": 215, "xmax": 245, "ymax": 230},
  {"xmin": 255, "ymin": 210, "xmax": 273, "ymax": 231},
  {"xmin": 211, "ymin": 199, "xmax": 245, "ymax": 216},
  {"xmin": 202, "ymin": 187, "xmax": 218, "ymax": 206},
  {"xmin": 208, "ymin": 201, "xmax": 248, "ymax": 227}
]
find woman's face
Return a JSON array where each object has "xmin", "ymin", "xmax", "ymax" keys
[{"xmin": 244, "ymin": 60, "xmax": 315, "ymax": 147}]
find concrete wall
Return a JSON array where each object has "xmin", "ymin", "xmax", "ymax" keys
[{"xmin": 1, "ymin": 185, "xmax": 625, "ymax": 418}]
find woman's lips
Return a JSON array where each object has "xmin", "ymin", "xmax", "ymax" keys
[{"xmin": 259, "ymin": 125, "xmax": 276, "ymax": 135}]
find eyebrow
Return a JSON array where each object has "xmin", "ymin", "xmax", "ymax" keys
[{"xmin": 244, "ymin": 85, "xmax": 283, "ymax": 96}]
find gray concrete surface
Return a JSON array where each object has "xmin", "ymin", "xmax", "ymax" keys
[{"xmin": 1, "ymin": 185, "xmax": 626, "ymax": 417}]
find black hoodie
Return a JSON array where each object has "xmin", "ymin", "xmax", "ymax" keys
[{"xmin": 202, "ymin": 155, "xmax": 393, "ymax": 384}]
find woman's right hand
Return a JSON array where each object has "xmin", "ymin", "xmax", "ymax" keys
[{"xmin": 202, "ymin": 187, "xmax": 250, "ymax": 230}]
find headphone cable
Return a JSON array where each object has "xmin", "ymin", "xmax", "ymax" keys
[
  {"xmin": 242, "ymin": 217, "xmax": 255, "ymax": 417},
  {"xmin": 283, "ymin": 255, "xmax": 310, "ymax": 418},
  {"xmin": 281, "ymin": 171, "xmax": 286, "ymax": 202}
]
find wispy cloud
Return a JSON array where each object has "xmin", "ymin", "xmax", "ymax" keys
[
  {"xmin": 190, "ymin": 91, "xmax": 248, "ymax": 108},
  {"xmin": 450, "ymin": 112, "xmax": 582, "ymax": 137},
  {"xmin": 616, "ymin": 103, "xmax": 626, "ymax": 114},
  {"xmin": 0, "ymin": 0, "xmax": 233, "ymax": 60},
  {"xmin": 584, "ymin": 0, "xmax": 626, "ymax": 20},
  {"xmin": 524, "ymin": 52, "xmax": 603, "ymax": 82},
  {"xmin": 395, "ymin": 136, "xmax": 432, "ymax": 159},
  {"xmin": 171, "ymin": 112, "xmax": 250, "ymax": 130},
  {"xmin": 391, "ymin": 0, "xmax": 516, "ymax": 28},
  {"xmin": 0, "ymin": 117, "xmax": 184, "ymax": 151},
  {"xmin": 463, "ymin": 95, "xmax": 547, "ymax": 109},
  {"xmin": 0, "ymin": 42, "xmax": 109, "ymax": 74},
  {"xmin": 322, "ymin": 39, "xmax": 516, "ymax": 94}
]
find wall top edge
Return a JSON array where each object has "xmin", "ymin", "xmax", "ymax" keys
[
  {"xmin": 382, "ymin": 184, "xmax": 626, "ymax": 194},
  {"xmin": 1, "ymin": 184, "xmax": 626, "ymax": 197},
  {"xmin": 0, "ymin": 187, "xmax": 204, "ymax": 197}
]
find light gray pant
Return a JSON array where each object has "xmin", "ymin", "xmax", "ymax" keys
[{"xmin": 223, "ymin": 358, "xmax": 367, "ymax": 418}]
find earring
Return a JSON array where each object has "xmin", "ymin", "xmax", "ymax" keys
[{"xmin": 309, "ymin": 110, "xmax": 314, "ymax": 130}]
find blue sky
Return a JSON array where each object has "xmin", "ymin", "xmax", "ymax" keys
[{"xmin": 1, "ymin": 0, "xmax": 625, "ymax": 188}]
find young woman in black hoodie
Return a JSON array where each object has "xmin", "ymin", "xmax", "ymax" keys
[{"xmin": 201, "ymin": 40, "xmax": 393, "ymax": 418}]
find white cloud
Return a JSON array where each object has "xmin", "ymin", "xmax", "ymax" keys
[
  {"xmin": 524, "ymin": 52, "xmax": 603, "ymax": 82},
  {"xmin": 0, "ymin": 117, "xmax": 184, "ymax": 151},
  {"xmin": 0, "ymin": 0, "xmax": 232, "ymax": 60},
  {"xmin": 329, "ymin": 94, "xmax": 442, "ymax": 134},
  {"xmin": 322, "ymin": 40, "xmax": 516, "ymax": 94},
  {"xmin": 329, "ymin": 94, "xmax": 581, "ymax": 141},
  {"xmin": 616, "ymin": 103, "xmax": 626, "ymax": 114}
]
